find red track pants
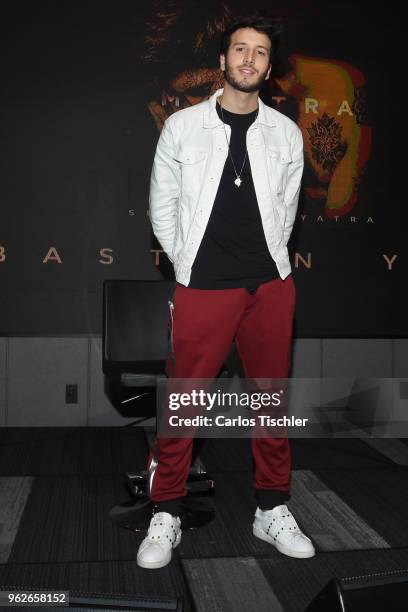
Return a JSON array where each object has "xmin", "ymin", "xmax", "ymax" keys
[{"xmin": 147, "ymin": 275, "xmax": 296, "ymax": 503}]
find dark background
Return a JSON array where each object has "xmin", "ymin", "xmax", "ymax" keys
[{"xmin": 0, "ymin": 0, "xmax": 405, "ymax": 337}]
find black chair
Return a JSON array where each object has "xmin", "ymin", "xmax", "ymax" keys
[
  {"xmin": 103, "ymin": 279, "xmax": 173, "ymax": 422},
  {"xmin": 103, "ymin": 279, "xmax": 236, "ymax": 529}
]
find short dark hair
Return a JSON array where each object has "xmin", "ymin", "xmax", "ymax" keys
[{"xmin": 220, "ymin": 12, "xmax": 284, "ymax": 63}]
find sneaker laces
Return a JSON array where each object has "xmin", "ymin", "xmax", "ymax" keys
[
  {"xmin": 275, "ymin": 510, "xmax": 310, "ymax": 542},
  {"xmin": 264, "ymin": 506, "xmax": 304, "ymax": 537},
  {"xmin": 277, "ymin": 511, "xmax": 300, "ymax": 531},
  {"xmin": 145, "ymin": 512, "xmax": 179, "ymax": 547}
]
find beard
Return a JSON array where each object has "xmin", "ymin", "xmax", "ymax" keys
[{"xmin": 224, "ymin": 59, "xmax": 269, "ymax": 93}]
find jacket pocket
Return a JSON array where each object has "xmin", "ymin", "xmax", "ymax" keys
[
  {"xmin": 267, "ymin": 146, "xmax": 292, "ymax": 195},
  {"xmin": 175, "ymin": 147, "xmax": 207, "ymax": 164},
  {"xmin": 267, "ymin": 146, "xmax": 292, "ymax": 164},
  {"xmin": 175, "ymin": 147, "xmax": 207, "ymax": 194}
]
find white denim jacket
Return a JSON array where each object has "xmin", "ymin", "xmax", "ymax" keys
[{"xmin": 149, "ymin": 88, "xmax": 303, "ymax": 286}]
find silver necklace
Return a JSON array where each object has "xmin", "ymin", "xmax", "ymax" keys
[{"xmin": 219, "ymin": 100, "xmax": 259, "ymax": 188}]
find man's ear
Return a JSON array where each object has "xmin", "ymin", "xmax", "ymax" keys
[
  {"xmin": 265, "ymin": 64, "xmax": 272, "ymax": 80},
  {"xmin": 220, "ymin": 54, "xmax": 226, "ymax": 72}
]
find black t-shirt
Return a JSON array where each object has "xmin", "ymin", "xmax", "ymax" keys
[{"xmin": 188, "ymin": 100, "xmax": 279, "ymax": 289}]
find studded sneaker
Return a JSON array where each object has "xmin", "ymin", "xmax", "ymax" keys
[
  {"xmin": 253, "ymin": 504, "xmax": 315, "ymax": 558},
  {"xmin": 137, "ymin": 511, "xmax": 182, "ymax": 569}
]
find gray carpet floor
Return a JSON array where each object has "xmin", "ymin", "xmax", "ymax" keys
[{"xmin": 0, "ymin": 428, "xmax": 408, "ymax": 611}]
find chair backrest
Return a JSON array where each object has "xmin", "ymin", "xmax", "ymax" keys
[{"xmin": 103, "ymin": 280, "xmax": 175, "ymax": 373}]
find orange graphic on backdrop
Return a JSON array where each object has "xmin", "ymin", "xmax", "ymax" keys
[{"xmin": 273, "ymin": 55, "xmax": 371, "ymax": 217}]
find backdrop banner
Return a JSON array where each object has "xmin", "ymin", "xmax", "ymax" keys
[{"xmin": 0, "ymin": 1, "xmax": 404, "ymax": 336}]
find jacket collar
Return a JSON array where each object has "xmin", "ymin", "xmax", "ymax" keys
[{"xmin": 203, "ymin": 87, "xmax": 276, "ymax": 128}]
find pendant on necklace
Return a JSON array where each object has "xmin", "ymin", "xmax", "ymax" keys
[{"xmin": 234, "ymin": 177, "xmax": 242, "ymax": 187}]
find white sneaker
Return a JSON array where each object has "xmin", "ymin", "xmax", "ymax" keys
[
  {"xmin": 253, "ymin": 505, "xmax": 315, "ymax": 558},
  {"xmin": 137, "ymin": 511, "xmax": 182, "ymax": 569}
]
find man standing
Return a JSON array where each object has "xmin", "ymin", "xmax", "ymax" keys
[{"xmin": 137, "ymin": 14, "xmax": 315, "ymax": 569}]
